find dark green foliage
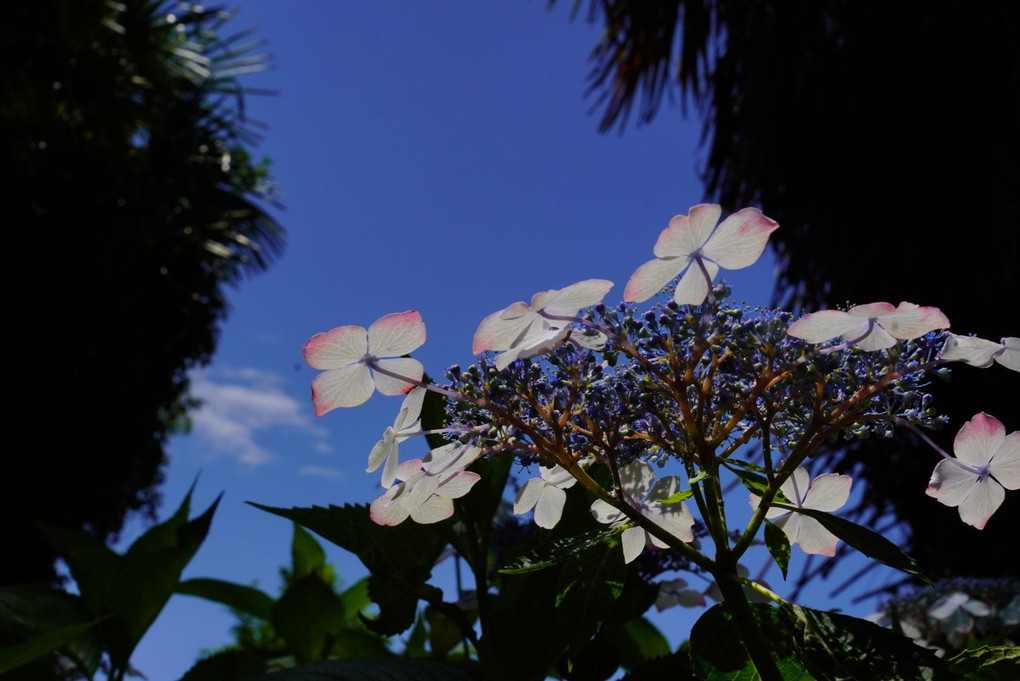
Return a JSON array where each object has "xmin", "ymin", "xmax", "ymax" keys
[{"xmin": 1, "ymin": 0, "xmax": 283, "ymax": 586}]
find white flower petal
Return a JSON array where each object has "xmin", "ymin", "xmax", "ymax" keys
[
  {"xmin": 800, "ymin": 473, "xmax": 853, "ymax": 512},
  {"xmin": 787, "ymin": 310, "xmax": 870, "ymax": 344},
  {"xmin": 940, "ymin": 334, "xmax": 1003, "ymax": 367},
  {"xmin": 534, "ymin": 485, "xmax": 567, "ymax": 529},
  {"xmin": 310, "ymin": 362, "xmax": 375, "ymax": 414},
  {"xmin": 367, "ymin": 310, "xmax": 426, "ymax": 357},
  {"xmin": 953, "ymin": 413, "xmax": 1004, "ymax": 467},
  {"xmin": 514, "ymin": 477, "xmax": 545, "ymax": 515},
  {"xmin": 410, "ymin": 495, "xmax": 455, "ymax": 524},
  {"xmin": 623, "ymin": 256, "xmax": 686, "ymax": 303},
  {"xmin": 672, "ymin": 259, "xmax": 719, "ymax": 306},
  {"xmin": 535, "ymin": 279, "xmax": 614, "ymax": 317},
  {"xmin": 778, "ymin": 514, "xmax": 840, "ymax": 557},
  {"xmin": 701, "ymin": 207, "xmax": 778, "ymax": 269},
  {"xmin": 303, "ymin": 325, "xmax": 368, "ymax": 370},
  {"xmin": 957, "ymin": 476, "xmax": 1005, "ymax": 529},
  {"xmin": 620, "ymin": 526, "xmax": 647, "ymax": 563},
  {"xmin": 373, "ymin": 357, "xmax": 424, "ymax": 396},
  {"xmin": 653, "ymin": 206, "xmax": 722, "ymax": 258},
  {"xmin": 990, "ymin": 432, "xmax": 1020, "ymax": 490},
  {"xmin": 590, "ymin": 498, "xmax": 624, "ymax": 525},
  {"xmin": 926, "ymin": 459, "xmax": 978, "ymax": 509},
  {"xmin": 996, "ymin": 337, "xmax": 1020, "ymax": 372}
]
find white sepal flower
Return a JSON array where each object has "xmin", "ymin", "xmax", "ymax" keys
[
  {"xmin": 926, "ymin": 412, "xmax": 1020, "ymax": 529},
  {"xmin": 654, "ymin": 577, "xmax": 707, "ymax": 611},
  {"xmin": 367, "ymin": 387, "xmax": 425, "ymax": 488},
  {"xmin": 304, "ymin": 311, "xmax": 426, "ymax": 415},
  {"xmin": 624, "ymin": 204, "xmax": 778, "ymax": 305},
  {"xmin": 513, "ymin": 464, "xmax": 577, "ymax": 529},
  {"xmin": 590, "ymin": 461, "xmax": 695, "ymax": 564},
  {"xmin": 787, "ymin": 301, "xmax": 949, "ymax": 351},
  {"xmin": 939, "ymin": 334, "xmax": 1020, "ymax": 371},
  {"xmin": 928, "ymin": 592, "xmax": 990, "ymax": 634},
  {"xmin": 750, "ymin": 467, "xmax": 852, "ymax": 556},
  {"xmin": 369, "ymin": 458, "xmax": 480, "ymax": 526}
]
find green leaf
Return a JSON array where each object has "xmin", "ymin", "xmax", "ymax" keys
[
  {"xmin": 782, "ymin": 508, "xmax": 929, "ymax": 583},
  {"xmin": 727, "ymin": 466, "xmax": 790, "ymax": 505},
  {"xmin": 499, "ymin": 527, "xmax": 620, "ymax": 574},
  {"xmin": 555, "ymin": 535, "xmax": 626, "ymax": 660},
  {"xmin": 609, "ymin": 617, "xmax": 671, "ymax": 671},
  {"xmin": 420, "ymin": 373, "xmax": 452, "ymax": 451},
  {"xmin": 659, "ymin": 488, "xmax": 695, "ymax": 504},
  {"xmin": 690, "ymin": 603, "xmax": 810, "ymax": 681},
  {"xmin": 0, "ymin": 585, "xmax": 103, "ymax": 676},
  {"xmin": 177, "ymin": 648, "xmax": 271, "ymax": 681},
  {"xmin": 248, "ymin": 503, "xmax": 450, "ymax": 636},
  {"xmin": 946, "ymin": 645, "xmax": 1020, "ymax": 681},
  {"xmin": 256, "ymin": 658, "xmax": 476, "ymax": 680},
  {"xmin": 0, "ymin": 617, "xmax": 107, "ymax": 676},
  {"xmin": 779, "ymin": 603, "xmax": 957, "ymax": 680},
  {"xmin": 175, "ymin": 578, "xmax": 275, "ymax": 620},
  {"xmin": 291, "ymin": 522, "xmax": 328, "ymax": 581},
  {"xmin": 272, "ymin": 574, "xmax": 348, "ymax": 663},
  {"xmin": 337, "ymin": 577, "xmax": 372, "ymax": 622},
  {"xmin": 763, "ymin": 520, "xmax": 791, "ymax": 580}
]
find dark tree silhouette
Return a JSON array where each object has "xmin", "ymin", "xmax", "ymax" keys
[
  {"xmin": 557, "ymin": 0, "xmax": 1020, "ymax": 591},
  {"xmin": 2, "ymin": 1, "xmax": 283, "ymax": 586}
]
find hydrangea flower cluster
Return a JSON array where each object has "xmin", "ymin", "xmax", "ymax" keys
[{"xmin": 303, "ymin": 204, "xmax": 1019, "ymax": 596}]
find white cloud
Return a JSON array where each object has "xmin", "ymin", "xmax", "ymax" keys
[
  {"xmin": 187, "ymin": 368, "xmax": 331, "ymax": 465},
  {"xmin": 298, "ymin": 465, "xmax": 347, "ymax": 481}
]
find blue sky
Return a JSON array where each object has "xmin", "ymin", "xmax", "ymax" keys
[{"xmin": 114, "ymin": 2, "xmax": 905, "ymax": 678}]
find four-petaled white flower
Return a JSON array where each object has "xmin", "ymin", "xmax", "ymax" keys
[
  {"xmin": 654, "ymin": 577, "xmax": 707, "ymax": 611},
  {"xmin": 473, "ymin": 279, "xmax": 613, "ymax": 370},
  {"xmin": 513, "ymin": 464, "xmax": 578, "ymax": 529},
  {"xmin": 786, "ymin": 301, "xmax": 950, "ymax": 351},
  {"xmin": 304, "ymin": 311, "xmax": 426, "ymax": 415},
  {"xmin": 590, "ymin": 461, "xmax": 695, "ymax": 564},
  {"xmin": 926, "ymin": 412, "xmax": 1020, "ymax": 529},
  {"xmin": 369, "ymin": 457, "xmax": 480, "ymax": 526},
  {"xmin": 927, "ymin": 592, "xmax": 991, "ymax": 634},
  {"xmin": 367, "ymin": 387, "xmax": 425, "ymax": 488},
  {"xmin": 940, "ymin": 334, "xmax": 1020, "ymax": 371},
  {"xmin": 750, "ymin": 466, "xmax": 852, "ymax": 557},
  {"xmin": 624, "ymin": 204, "xmax": 778, "ymax": 306}
]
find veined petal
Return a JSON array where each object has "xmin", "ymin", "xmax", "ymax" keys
[
  {"xmin": 623, "ymin": 256, "xmax": 687, "ymax": 303},
  {"xmin": 997, "ymin": 337, "xmax": 1020, "ymax": 372},
  {"xmin": 394, "ymin": 387, "xmax": 426, "ymax": 431},
  {"xmin": 303, "ymin": 325, "xmax": 368, "ymax": 370},
  {"xmin": 472, "ymin": 306, "xmax": 538, "ymax": 354},
  {"xmin": 621, "ymin": 526, "xmax": 647, "ymax": 564},
  {"xmin": 990, "ymin": 432, "xmax": 1020, "ymax": 490},
  {"xmin": 647, "ymin": 501, "xmax": 695, "ymax": 544},
  {"xmin": 779, "ymin": 467, "xmax": 812, "ymax": 507},
  {"xmin": 436, "ymin": 470, "xmax": 481, "ymax": 500},
  {"xmin": 855, "ymin": 325, "xmax": 898, "ymax": 351},
  {"xmin": 957, "ymin": 477, "xmax": 1005, "ymax": 529},
  {"xmin": 410, "ymin": 495, "xmax": 455, "ymax": 524},
  {"xmin": 515, "ymin": 327, "xmax": 571, "ymax": 363},
  {"xmin": 673, "ymin": 259, "xmax": 719, "ymax": 306},
  {"xmin": 379, "ymin": 445, "xmax": 400, "ymax": 489},
  {"xmin": 940, "ymin": 334, "xmax": 1003, "ymax": 367},
  {"xmin": 372, "ymin": 357, "xmax": 424, "ymax": 395},
  {"xmin": 619, "ymin": 461, "xmax": 656, "ymax": 501},
  {"xmin": 926, "ymin": 459, "xmax": 978, "ymax": 508},
  {"xmin": 847, "ymin": 302, "xmax": 898, "ymax": 318},
  {"xmin": 366, "ymin": 429, "xmax": 396, "ymax": 473},
  {"xmin": 954, "ymin": 413, "xmax": 1005, "ymax": 467},
  {"xmin": 513, "ymin": 478, "xmax": 545, "ymax": 515},
  {"xmin": 874, "ymin": 302, "xmax": 950, "ymax": 339},
  {"xmin": 534, "ymin": 279, "xmax": 614, "ymax": 317},
  {"xmin": 534, "ymin": 485, "xmax": 567, "ymax": 529},
  {"xmin": 787, "ymin": 310, "xmax": 870, "ymax": 344},
  {"xmin": 653, "ymin": 205, "xmax": 722, "ymax": 258},
  {"xmin": 779, "ymin": 514, "xmax": 840, "ymax": 556},
  {"xmin": 367, "ymin": 311, "xmax": 426, "ymax": 356},
  {"xmin": 543, "ymin": 464, "xmax": 578, "ymax": 488},
  {"xmin": 702, "ymin": 207, "xmax": 779, "ymax": 269},
  {"xmin": 311, "ymin": 363, "xmax": 374, "ymax": 414},
  {"xmin": 801, "ymin": 473, "xmax": 853, "ymax": 512}
]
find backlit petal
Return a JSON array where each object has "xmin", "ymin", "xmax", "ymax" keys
[
  {"xmin": 303, "ymin": 325, "xmax": 368, "ymax": 370},
  {"xmin": 801, "ymin": 473, "xmax": 852, "ymax": 512},
  {"xmin": 926, "ymin": 459, "xmax": 977, "ymax": 508},
  {"xmin": 534, "ymin": 279, "xmax": 614, "ymax": 317},
  {"xmin": 410, "ymin": 495, "xmax": 454, "ymax": 524},
  {"xmin": 957, "ymin": 477, "xmax": 1005, "ymax": 529},
  {"xmin": 367, "ymin": 310, "xmax": 426, "ymax": 356},
  {"xmin": 702, "ymin": 207, "xmax": 779, "ymax": 269},
  {"xmin": 534, "ymin": 485, "xmax": 567, "ymax": 529},
  {"xmin": 652, "ymin": 205, "xmax": 722, "ymax": 258},
  {"xmin": 373, "ymin": 357, "xmax": 424, "ymax": 395},
  {"xmin": 874, "ymin": 302, "xmax": 950, "ymax": 339},
  {"xmin": 940, "ymin": 334, "xmax": 1003, "ymax": 367},
  {"xmin": 514, "ymin": 477, "xmax": 544, "ymax": 515},
  {"xmin": 996, "ymin": 337, "xmax": 1020, "ymax": 372},
  {"xmin": 787, "ymin": 310, "xmax": 869, "ymax": 344},
  {"xmin": 472, "ymin": 305, "xmax": 537, "ymax": 353},
  {"xmin": 990, "ymin": 432, "xmax": 1020, "ymax": 490},
  {"xmin": 311, "ymin": 363, "xmax": 374, "ymax": 414},
  {"xmin": 954, "ymin": 413, "xmax": 1004, "ymax": 467},
  {"xmin": 621, "ymin": 526, "xmax": 647, "ymax": 563},
  {"xmin": 672, "ymin": 259, "xmax": 719, "ymax": 306},
  {"xmin": 780, "ymin": 514, "xmax": 840, "ymax": 556},
  {"xmin": 623, "ymin": 256, "xmax": 686, "ymax": 303}
]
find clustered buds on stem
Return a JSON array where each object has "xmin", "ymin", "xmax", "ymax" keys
[{"xmin": 303, "ymin": 204, "xmax": 1019, "ymax": 597}]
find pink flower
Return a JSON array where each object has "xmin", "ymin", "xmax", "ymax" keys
[
  {"xmin": 926, "ymin": 413, "xmax": 1020, "ymax": 529},
  {"xmin": 787, "ymin": 301, "xmax": 949, "ymax": 351},
  {"xmin": 624, "ymin": 204, "xmax": 778, "ymax": 305},
  {"xmin": 472, "ymin": 279, "xmax": 613, "ymax": 370},
  {"xmin": 751, "ymin": 467, "xmax": 852, "ymax": 556},
  {"xmin": 303, "ymin": 311, "xmax": 426, "ymax": 415}
]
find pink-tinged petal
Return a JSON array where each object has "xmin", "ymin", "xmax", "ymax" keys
[
  {"xmin": 940, "ymin": 334, "xmax": 1003, "ymax": 367},
  {"xmin": 621, "ymin": 526, "xmax": 647, "ymax": 563},
  {"xmin": 875, "ymin": 302, "xmax": 950, "ymax": 340},
  {"xmin": 997, "ymin": 338, "xmax": 1020, "ymax": 372},
  {"xmin": 954, "ymin": 413, "xmax": 1005, "ymax": 467},
  {"xmin": 311, "ymin": 363, "xmax": 374, "ymax": 414},
  {"xmin": 537, "ymin": 279, "xmax": 615, "ymax": 317},
  {"xmin": 303, "ymin": 325, "xmax": 368, "ymax": 370},
  {"xmin": 472, "ymin": 307, "xmax": 537, "ymax": 354},
  {"xmin": 926, "ymin": 459, "xmax": 977, "ymax": 508},
  {"xmin": 367, "ymin": 310, "xmax": 426, "ymax": 356},
  {"xmin": 672, "ymin": 259, "xmax": 719, "ymax": 306},
  {"xmin": 437, "ymin": 470, "xmax": 481, "ymax": 500},
  {"xmin": 847, "ymin": 302, "xmax": 898, "ymax": 318},
  {"xmin": 957, "ymin": 477, "xmax": 1005, "ymax": 530},
  {"xmin": 652, "ymin": 205, "xmax": 722, "ymax": 258},
  {"xmin": 370, "ymin": 483, "xmax": 414, "ymax": 526},
  {"xmin": 802, "ymin": 473, "xmax": 853, "ymax": 512},
  {"xmin": 513, "ymin": 478, "xmax": 544, "ymax": 515},
  {"xmin": 702, "ymin": 207, "xmax": 779, "ymax": 269},
  {"xmin": 372, "ymin": 357, "xmax": 424, "ymax": 395},
  {"xmin": 410, "ymin": 495, "xmax": 454, "ymax": 524},
  {"xmin": 787, "ymin": 310, "xmax": 869, "ymax": 344},
  {"xmin": 990, "ymin": 432, "xmax": 1020, "ymax": 490},
  {"xmin": 623, "ymin": 256, "xmax": 686, "ymax": 303},
  {"xmin": 534, "ymin": 485, "xmax": 567, "ymax": 529},
  {"xmin": 779, "ymin": 515, "xmax": 840, "ymax": 556}
]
